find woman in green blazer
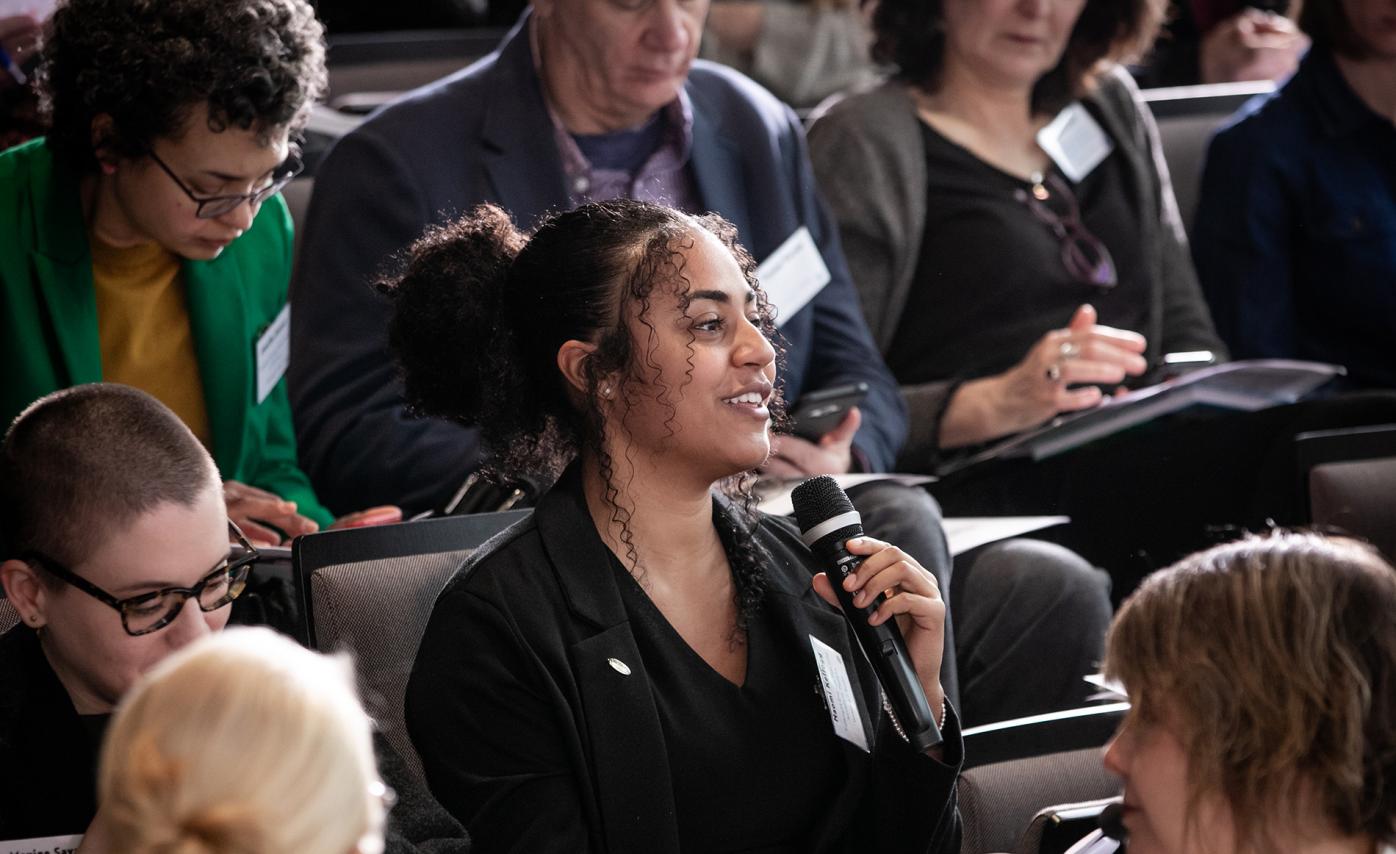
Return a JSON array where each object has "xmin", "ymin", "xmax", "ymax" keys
[{"xmin": 0, "ymin": 0, "xmax": 398, "ymax": 543}]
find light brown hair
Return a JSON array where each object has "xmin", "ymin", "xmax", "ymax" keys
[
  {"xmin": 0, "ymin": 384, "xmax": 219, "ymax": 569},
  {"xmin": 1104, "ymin": 531, "xmax": 1396, "ymax": 852}
]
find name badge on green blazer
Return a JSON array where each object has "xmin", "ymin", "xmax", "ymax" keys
[{"xmin": 255, "ymin": 303, "xmax": 291, "ymax": 404}]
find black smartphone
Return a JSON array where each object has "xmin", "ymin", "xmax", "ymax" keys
[
  {"xmin": 1139, "ymin": 350, "xmax": 1218, "ymax": 386},
  {"xmin": 788, "ymin": 382, "xmax": 869, "ymax": 441}
]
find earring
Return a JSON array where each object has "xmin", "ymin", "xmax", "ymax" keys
[{"xmin": 601, "ymin": 385, "xmax": 612, "ymax": 398}]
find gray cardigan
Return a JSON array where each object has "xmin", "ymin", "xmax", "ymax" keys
[{"xmin": 808, "ymin": 67, "xmax": 1224, "ymax": 468}]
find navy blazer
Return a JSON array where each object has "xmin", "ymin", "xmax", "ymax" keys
[
  {"xmin": 404, "ymin": 465, "xmax": 962, "ymax": 854},
  {"xmin": 1193, "ymin": 48, "xmax": 1396, "ymax": 390},
  {"xmin": 289, "ymin": 15, "xmax": 907, "ymax": 515}
]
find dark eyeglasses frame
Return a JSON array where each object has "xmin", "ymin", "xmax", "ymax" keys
[
  {"xmin": 148, "ymin": 145, "xmax": 304, "ymax": 220},
  {"xmin": 1014, "ymin": 172, "xmax": 1118, "ymax": 289},
  {"xmin": 21, "ymin": 521, "xmax": 259, "ymax": 637}
]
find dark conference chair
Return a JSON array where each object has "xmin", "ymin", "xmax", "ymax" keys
[
  {"xmin": 958, "ymin": 749, "xmax": 1122, "ymax": 854},
  {"xmin": 1141, "ymin": 80, "xmax": 1274, "ymax": 237},
  {"xmin": 956, "ymin": 704, "xmax": 1127, "ymax": 852},
  {"xmin": 0, "ymin": 597, "xmax": 17, "ymax": 635},
  {"xmin": 293, "ymin": 510, "xmax": 528, "ymax": 782}
]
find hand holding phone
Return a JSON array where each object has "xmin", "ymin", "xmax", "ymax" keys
[{"xmin": 788, "ymin": 382, "xmax": 869, "ymax": 442}]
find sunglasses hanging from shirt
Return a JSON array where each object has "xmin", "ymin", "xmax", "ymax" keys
[{"xmin": 1015, "ymin": 172, "xmax": 1119, "ymax": 289}]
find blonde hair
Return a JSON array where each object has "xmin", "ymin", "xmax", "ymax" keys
[
  {"xmin": 97, "ymin": 627, "xmax": 384, "ymax": 854},
  {"xmin": 1104, "ymin": 531, "xmax": 1396, "ymax": 852}
]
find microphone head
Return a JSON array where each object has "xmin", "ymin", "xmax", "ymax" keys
[
  {"xmin": 1097, "ymin": 802, "xmax": 1127, "ymax": 841},
  {"xmin": 791, "ymin": 476, "xmax": 864, "ymax": 555},
  {"xmin": 791, "ymin": 475, "xmax": 855, "ymax": 533}
]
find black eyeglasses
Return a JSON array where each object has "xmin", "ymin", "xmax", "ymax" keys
[
  {"xmin": 1014, "ymin": 172, "xmax": 1118, "ymax": 289},
  {"xmin": 21, "ymin": 521, "xmax": 258, "ymax": 636},
  {"xmin": 148, "ymin": 146, "xmax": 304, "ymax": 220}
]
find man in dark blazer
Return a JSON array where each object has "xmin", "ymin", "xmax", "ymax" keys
[{"xmin": 288, "ymin": 5, "xmax": 905, "ymax": 517}]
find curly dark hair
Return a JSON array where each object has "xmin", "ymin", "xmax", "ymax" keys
[
  {"xmin": 38, "ymin": 0, "xmax": 327, "ymax": 173},
  {"xmin": 872, "ymin": 0, "xmax": 1166, "ymax": 114},
  {"xmin": 383, "ymin": 200, "xmax": 789, "ymax": 630}
]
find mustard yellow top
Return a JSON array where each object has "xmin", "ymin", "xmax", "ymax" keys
[{"xmin": 90, "ymin": 233, "xmax": 212, "ymax": 446}]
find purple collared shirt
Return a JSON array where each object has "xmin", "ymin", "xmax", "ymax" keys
[
  {"xmin": 548, "ymin": 96, "xmax": 702, "ymax": 213},
  {"xmin": 534, "ymin": 28, "xmax": 702, "ymax": 212}
]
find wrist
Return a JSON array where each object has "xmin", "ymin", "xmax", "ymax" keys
[{"xmin": 941, "ymin": 375, "xmax": 1010, "ymax": 448}]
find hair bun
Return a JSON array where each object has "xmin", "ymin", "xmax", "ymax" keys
[{"xmin": 382, "ymin": 203, "xmax": 527, "ymax": 425}]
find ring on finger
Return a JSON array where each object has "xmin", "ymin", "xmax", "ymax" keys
[
  {"xmin": 1059, "ymin": 340, "xmax": 1081, "ymax": 359},
  {"xmin": 1045, "ymin": 362, "xmax": 1063, "ymax": 382}
]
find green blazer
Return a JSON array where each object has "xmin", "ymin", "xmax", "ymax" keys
[{"xmin": 0, "ymin": 139, "xmax": 332, "ymax": 526}]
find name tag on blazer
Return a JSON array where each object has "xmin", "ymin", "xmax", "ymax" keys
[
  {"xmin": 1, "ymin": 834, "xmax": 83, "ymax": 854},
  {"xmin": 255, "ymin": 303, "xmax": 292, "ymax": 405},
  {"xmin": 1037, "ymin": 103, "xmax": 1115, "ymax": 183},
  {"xmin": 759, "ymin": 227, "xmax": 831, "ymax": 327},
  {"xmin": 809, "ymin": 634, "xmax": 870, "ymax": 752}
]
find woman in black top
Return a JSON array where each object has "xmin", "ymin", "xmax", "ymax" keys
[
  {"xmin": 809, "ymin": 0, "xmax": 1396, "ymax": 588},
  {"xmin": 396, "ymin": 200, "xmax": 961, "ymax": 854},
  {"xmin": 810, "ymin": 0, "xmax": 1223, "ymax": 468}
]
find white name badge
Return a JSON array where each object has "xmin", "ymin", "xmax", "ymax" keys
[
  {"xmin": 1, "ymin": 834, "xmax": 83, "ymax": 854},
  {"xmin": 757, "ymin": 227, "xmax": 831, "ymax": 327},
  {"xmin": 1036, "ymin": 102, "xmax": 1115, "ymax": 184},
  {"xmin": 255, "ymin": 303, "xmax": 292, "ymax": 405},
  {"xmin": 809, "ymin": 635, "xmax": 869, "ymax": 752}
]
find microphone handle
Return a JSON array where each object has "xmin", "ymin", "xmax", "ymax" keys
[{"xmin": 825, "ymin": 541, "xmax": 943, "ymax": 751}]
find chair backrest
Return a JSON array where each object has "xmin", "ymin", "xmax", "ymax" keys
[
  {"xmin": 1311, "ymin": 456, "xmax": 1396, "ymax": 562},
  {"xmin": 324, "ymin": 28, "xmax": 507, "ymax": 111},
  {"xmin": 958, "ymin": 748, "xmax": 1122, "ymax": 854},
  {"xmin": 962, "ymin": 703, "xmax": 1128, "ymax": 770},
  {"xmin": 0, "ymin": 597, "xmax": 18, "ymax": 635},
  {"xmin": 292, "ymin": 510, "xmax": 529, "ymax": 782},
  {"xmin": 1141, "ymin": 81, "xmax": 1273, "ymax": 238}
]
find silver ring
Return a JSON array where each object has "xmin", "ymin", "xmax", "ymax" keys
[
  {"xmin": 1045, "ymin": 363, "xmax": 1063, "ymax": 382},
  {"xmin": 1059, "ymin": 341, "xmax": 1081, "ymax": 359}
]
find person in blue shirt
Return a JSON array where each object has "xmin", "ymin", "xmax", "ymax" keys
[{"xmin": 1192, "ymin": 0, "xmax": 1396, "ymax": 390}]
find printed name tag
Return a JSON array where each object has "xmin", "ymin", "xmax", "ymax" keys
[
  {"xmin": 1037, "ymin": 102, "xmax": 1115, "ymax": 183},
  {"xmin": 809, "ymin": 635, "xmax": 869, "ymax": 752},
  {"xmin": 758, "ymin": 227, "xmax": 831, "ymax": 327},
  {"xmin": 255, "ymin": 303, "xmax": 291, "ymax": 405},
  {"xmin": 1, "ymin": 834, "xmax": 83, "ymax": 854}
]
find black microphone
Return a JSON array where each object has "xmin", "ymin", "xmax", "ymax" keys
[
  {"xmin": 791, "ymin": 476, "xmax": 942, "ymax": 751},
  {"xmin": 1098, "ymin": 802, "xmax": 1127, "ymax": 842}
]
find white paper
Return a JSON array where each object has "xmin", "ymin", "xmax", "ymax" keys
[
  {"xmin": 756, "ymin": 473, "xmax": 934, "ymax": 517},
  {"xmin": 0, "ymin": 0, "xmax": 57, "ymax": 20},
  {"xmin": 1083, "ymin": 672, "xmax": 1129, "ymax": 702},
  {"xmin": 1, "ymin": 835, "xmax": 83, "ymax": 854},
  {"xmin": 757, "ymin": 226, "xmax": 830, "ymax": 327},
  {"xmin": 255, "ymin": 303, "xmax": 292, "ymax": 405},
  {"xmin": 1037, "ymin": 102, "xmax": 1115, "ymax": 183},
  {"xmin": 809, "ymin": 634, "xmax": 869, "ymax": 751},
  {"xmin": 939, "ymin": 516, "xmax": 1070, "ymax": 557},
  {"xmin": 1064, "ymin": 830, "xmax": 1122, "ymax": 854}
]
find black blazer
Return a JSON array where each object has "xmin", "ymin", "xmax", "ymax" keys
[
  {"xmin": 405, "ymin": 465, "xmax": 962, "ymax": 854},
  {"xmin": 0, "ymin": 626, "xmax": 97, "ymax": 840}
]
